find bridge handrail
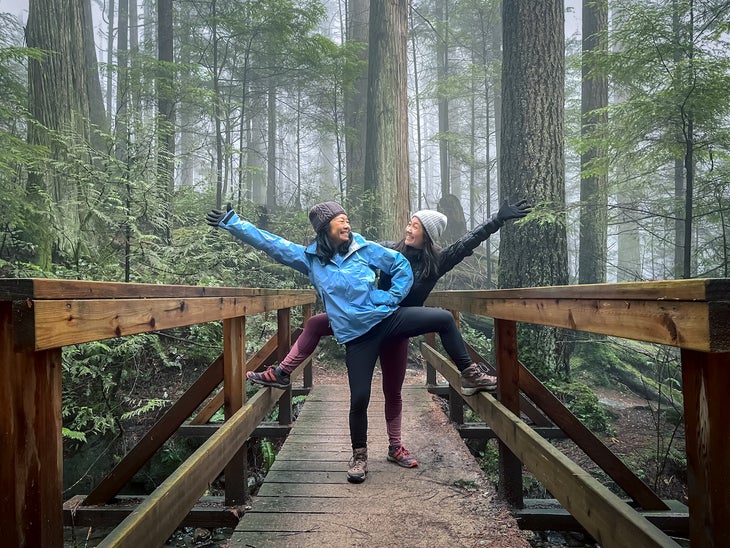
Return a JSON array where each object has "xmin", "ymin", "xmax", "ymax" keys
[
  {"xmin": 424, "ymin": 278, "xmax": 730, "ymax": 548},
  {"xmin": 425, "ymin": 278, "xmax": 730, "ymax": 351},
  {"xmin": 0, "ymin": 278, "xmax": 316, "ymax": 548}
]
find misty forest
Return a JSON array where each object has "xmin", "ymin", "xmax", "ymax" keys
[{"xmin": 1, "ymin": 0, "xmax": 729, "ymax": 522}]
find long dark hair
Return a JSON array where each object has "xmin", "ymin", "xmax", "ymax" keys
[
  {"xmin": 313, "ymin": 228, "xmax": 353, "ymax": 263},
  {"xmin": 392, "ymin": 230, "xmax": 441, "ymax": 281}
]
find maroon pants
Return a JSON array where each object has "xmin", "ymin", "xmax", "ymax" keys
[{"xmin": 279, "ymin": 313, "xmax": 408, "ymax": 447}]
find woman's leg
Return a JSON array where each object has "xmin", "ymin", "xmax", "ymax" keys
[
  {"xmin": 379, "ymin": 338, "xmax": 408, "ymax": 447},
  {"xmin": 247, "ymin": 313, "xmax": 333, "ymax": 387},
  {"xmin": 382, "ymin": 307, "xmax": 472, "ymax": 369},
  {"xmin": 344, "ymin": 336, "xmax": 381, "ymax": 449},
  {"xmin": 380, "ymin": 337, "xmax": 418, "ymax": 468},
  {"xmin": 278, "ymin": 313, "xmax": 332, "ymax": 374},
  {"xmin": 381, "ymin": 307, "xmax": 496, "ymax": 395}
]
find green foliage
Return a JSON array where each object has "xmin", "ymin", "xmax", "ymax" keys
[
  {"xmin": 260, "ymin": 439, "xmax": 276, "ymax": 472},
  {"xmin": 62, "ymin": 333, "xmax": 181, "ymax": 444},
  {"xmin": 121, "ymin": 399, "xmax": 169, "ymax": 420},
  {"xmin": 545, "ymin": 379, "xmax": 615, "ymax": 435}
]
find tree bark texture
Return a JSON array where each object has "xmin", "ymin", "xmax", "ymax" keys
[
  {"xmin": 345, "ymin": 0, "xmax": 370, "ymax": 224},
  {"xmin": 578, "ymin": 0, "xmax": 608, "ymax": 284},
  {"xmin": 26, "ymin": 0, "xmax": 94, "ymax": 269},
  {"xmin": 499, "ymin": 0, "xmax": 569, "ymax": 377},
  {"xmin": 157, "ymin": 0, "xmax": 175, "ymax": 244},
  {"xmin": 363, "ymin": 0, "xmax": 410, "ymax": 241}
]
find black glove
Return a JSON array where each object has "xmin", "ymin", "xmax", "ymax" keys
[
  {"xmin": 206, "ymin": 203, "xmax": 235, "ymax": 227},
  {"xmin": 496, "ymin": 199, "xmax": 531, "ymax": 223}
]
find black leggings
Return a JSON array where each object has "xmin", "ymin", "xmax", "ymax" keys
[{"xmin": 345, "ymin": 306, "xmax": 472, "ymax": 449}]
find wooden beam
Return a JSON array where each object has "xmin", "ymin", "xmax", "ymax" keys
[
  {"xmin": 98, "ymin": 388, "xmax": 283, "ymax": 547},
  {"xmin": 514, "ymin": 499, "xmax": 688, "ymax": 536},
  {"xmin": 13, "ymin": 294, "xmax": 316, "ymax": 351},
  {"xmin": 681, "ymin": 349, "xmax": 730, "ymax": 548},
  {"xmin": 83, "ymin": 357, "xmax": 224, "ymax": 506},
  {"xmin": 0, "ymin": 278, "xmax": 317, "ymax": 301},
  {"xmin": 457, "ymin": 424, "xmax": 566, "ymax": 440},
  {"xmin": 64, "ymin": 495, "xmax": 240, "ymax": 528},
  {"xmin": 223, "ymin": 317, "xmax": 246, "ymax": 504},
  {"xmin": 420, "ymin": 343, "xmax": 680, "ymax": 548},
  {"xmin": 495, "ymin": 319, "xmax": 523, "ymax": 507},
  {"xmin": 1, "ymin": 303, "xmax": 63, "ymax": 548},
  {"xmin": 425, "ymin": 295, "xmax": 723, "ymax": 352},
  {"xmin": 426, "ymin": 279, "xmax": 729, "ymax": 302}
]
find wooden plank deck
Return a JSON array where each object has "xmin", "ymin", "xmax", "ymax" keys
[{"xmin": 230, "ymin": 384, "xmax": 527, "ymax": 547}]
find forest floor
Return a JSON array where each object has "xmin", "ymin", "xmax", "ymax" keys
[{"xmin": 64, "ymin": 359, "xmax": 689, "ymax": 548}]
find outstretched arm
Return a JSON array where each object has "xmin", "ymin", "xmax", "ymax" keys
[
  {"xmin": 206, "ymin": 205, "xmax": 310, "ymax": 275},
  {"xmin": 439, "ymin": 199, "xmax": 531, "ymax": 275}
]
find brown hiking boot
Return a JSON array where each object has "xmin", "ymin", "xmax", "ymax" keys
[
  {"xmin": 347, "ymin": 447, "xmax": 368, "ymax": 483},
  {"xmin": 461, "ymin": 363, "xmax": 497, "ymax": 396}
]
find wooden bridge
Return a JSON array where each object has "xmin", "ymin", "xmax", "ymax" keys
[{"xmin": 2, "ymin": 278, "xmax": 729, "ymax": 547}]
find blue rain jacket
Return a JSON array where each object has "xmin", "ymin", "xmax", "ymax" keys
[{"xmin": 218, "ymin": 211, "xmax": 413, "ymax": 344}]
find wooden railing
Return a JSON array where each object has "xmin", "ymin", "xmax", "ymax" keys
[
  {"xmin": 2, "ymin": 278, "xmax": 728, "ymax": 547},
  {"xmin": 0, "ymin": 279, "xmax": 316, "ymax": 548},
  {"xmin": 424, "ymin": 279, "xmax": 730, "ymax": 548}
]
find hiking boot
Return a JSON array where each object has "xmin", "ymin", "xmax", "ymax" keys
[
  {"xmin": 461, "ymin": 363, "xmax": 497, "ymax": 396},
  {"xmin": 387, "ymin": 445, "xmax": 418, "ymax": 468},
  {"xmin": 247, "ymin": 365, "xmax": 291, "ymax": 389},
  {"xmin": 347, "ymin": 447, "xmax": 368, "ymax": 483}
]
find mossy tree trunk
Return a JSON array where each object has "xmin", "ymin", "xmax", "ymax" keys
[{"xmin": 498, "ymin": 0, "xmax": 570, "ymax": 378}]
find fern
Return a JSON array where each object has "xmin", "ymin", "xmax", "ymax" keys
[
  {"xmin": 121, "ymin": 398, "xmax": 168, "ymax": 420},
  {"xmin": 260, "ymin": 439, "xmax": 276, "ymax": 472},
  {"xmin": 62, "ymin": 427, "xmax": 87, "ymax": 442}
]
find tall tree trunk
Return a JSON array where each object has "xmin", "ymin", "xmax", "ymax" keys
[
  {"xmin": 345, "ymin": 0, "xmax": 369, "ymax": 223},
  {"xmin": 578, "ymin": 0, "xmax": 608, "ymax": 284},
  {"xmin": 157, "ymin": 0, "xmax": 175, "ymax": 244},
  {"xmin": 248, "ymin": 92, "xmax": 267, "ymax": 206},
  {"xmin": 117, "ymin": 0, "xmax": 131, "ymax": 281},
  {"xmin": 105, "ymin": 0, "xmax": 115, "ymax": 126},
  {"xmin": 83, "ymin": 0, "xmax": 107, "ymax": 138},
  {"xmin": 499, "ymin": 0, "xmax": 569, "ymax": 378},
  {"xmin": 363, "ymin": 0, "xmax": 410, "ymax": 241},
  {"xmin": 410, "ymin": 7, "xmax": 423, "ymax": 210},
  {"xmin": 211, "ymin": 0, "xmax": 223, "ymax": 209},
  {"xmin": 266, "ymin": 85, "xmax": 278, "ymax": 211},
  {"xmin": 672, "ymin": 0, "xmax": 685, "ymax": 279},
  {"xmin": 27, "ymin": 0, "xmax": 93, "ymax": 270},
  {"xmin": 437, "ymin": 0, "xmax": 450, "ymax": 198},
  {"xmin": 681, "ymin": 2, "xmax": 695, "ymax": 279}
]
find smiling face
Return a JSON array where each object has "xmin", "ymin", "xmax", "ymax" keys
[
  {"xmin": 404, "ymin": 216, "xmax": 426, "ymax": 249},
  {"xmin": 327, "ymin": 214, "xmax": 351, "ymax": 245}
]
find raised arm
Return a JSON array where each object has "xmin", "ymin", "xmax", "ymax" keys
[
  {"xmin": 206, "ymin": 205, "xmax": 310, "ymax": 275},
  {"xmin": 439, "ymin": 199, "xmax": 531, "ymax": 274}
]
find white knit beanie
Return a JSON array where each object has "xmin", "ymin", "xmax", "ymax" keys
[{"xmin": 412, "ymin": 210, "xmax": 447, "ymax": 241}]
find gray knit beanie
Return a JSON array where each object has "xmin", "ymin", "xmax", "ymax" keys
[
  {"xmin": 309, "ymin": 201, "xmax": 347, "ymax": 233},
  {"xmin": 412, "ymin": 210, "xmax": 447, "ymax": 241}
]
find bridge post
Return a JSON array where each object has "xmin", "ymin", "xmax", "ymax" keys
[
  {"xmin": 223, "ymin": 316, "xmax": 247, "ymax": 504},
  {"xmin": 1, "ymin": 302, "xmax": 63, "ymax": 547},
  {"xmin": 495, "ymin": 318, "xmax": 524, "ymax": 508},
  {"xmin": 277, "ymin": 308, "xmax": 293, "ymax": 425},
  {"xmin": 681, "ymin": 349, "xmax": 730, "ymax": 548},
  {"xmin": 301, "ymin": 304, "xmax": 314, "ymax": 388}
]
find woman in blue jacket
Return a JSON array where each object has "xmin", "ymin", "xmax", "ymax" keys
[{"xmin": 206, "ymin": 201, "xmax": 496, "ymax": 483}]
